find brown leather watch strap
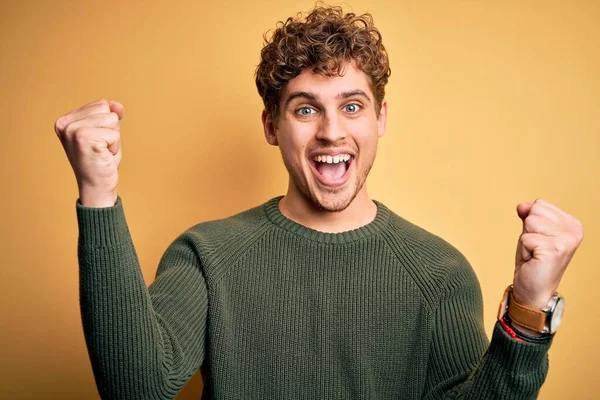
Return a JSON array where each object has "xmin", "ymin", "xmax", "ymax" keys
[{"xmin": 507, "ymin": 290, "xmax": 547, "ymax": 332}]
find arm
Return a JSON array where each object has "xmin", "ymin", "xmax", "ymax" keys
[
  {"xmin": 422, "ymin": 258, "xmax": 551, "ymax": 399},
  {"xmin": 424, "ymin": 197, "xmax": 584, "ymax": 399},
  {"xmin": 77, "ymin": 196, "xmax": 207, "ymax": 399}
]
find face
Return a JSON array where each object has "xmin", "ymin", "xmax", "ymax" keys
[{"xmin": 262, "ymin": 62, "xmax": 387, "ymax": 212}]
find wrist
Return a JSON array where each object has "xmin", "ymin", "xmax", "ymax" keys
[
  {"xmin": 511, "ymin": 288, "xmax": 554, "ymax": 311},
  {"xmin": 497, "ymin": 284, "xmax": 565, "ymax": 336},
  {"xmin": 506, "ymin": 288, "xmax": 545, "ymax": 337},
  {"xmin": 78, "ymin": 189, "xmax": 118, "ymax": 208}
]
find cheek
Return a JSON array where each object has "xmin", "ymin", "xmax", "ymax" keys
[
  {"xmin": 279, "ymin": 125, "xmax": 312, "ymax": 158},
  {"xmin": 277, "ymin": 138, "xmax": 306, "ymax": 172},
  {"xmin": 349, "ymin": 120, "xmax": 379, "ymax": 148}
]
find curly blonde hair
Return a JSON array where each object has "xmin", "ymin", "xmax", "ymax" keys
[{"xmin": 255, "ymin": 4, "xmax": 391, "ymax": 123}]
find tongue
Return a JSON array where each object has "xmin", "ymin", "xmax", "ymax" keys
[{"xmin": 316, "ymin": 162, "xmax": 347, "ymax": 180}]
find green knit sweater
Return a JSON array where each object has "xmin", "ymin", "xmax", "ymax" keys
[{"xmin": 76, "ymin": 195, "xmax": 551, "ymax": 399}]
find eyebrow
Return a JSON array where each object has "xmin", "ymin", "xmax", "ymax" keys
[{"xmin": 284, "ymin": 89, "xmax": 372, "ymax": 109}]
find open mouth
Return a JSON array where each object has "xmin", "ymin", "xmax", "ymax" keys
[{"xmin": 310, "ymin": 154, "xmax": 354, "ymax": 187}]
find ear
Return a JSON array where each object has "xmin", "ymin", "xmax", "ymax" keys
[
  {"xmin": 262, "ymin": 110, "xmax": 279, "ymax": 146},
  {"xmin": 377, "ymin": 99, "xmax": 388, "ymax": 138}
]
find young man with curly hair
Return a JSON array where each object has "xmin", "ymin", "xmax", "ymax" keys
[{"xmin": 55, "ymin": 5, "xmax": 583, "ymax": 400}]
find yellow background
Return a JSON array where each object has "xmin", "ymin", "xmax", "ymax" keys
[{"xmin": 1, "ymin": 0, "xmax": 598, "ymax": 398}]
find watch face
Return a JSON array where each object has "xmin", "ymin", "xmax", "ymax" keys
[{"xmin": 550, "ymin": 297, "xmax": 566, "ymax": 333}]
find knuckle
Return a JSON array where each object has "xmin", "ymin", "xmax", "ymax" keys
[
  {"xmin": 518, "ymin": 233, "xmax": 527, "ymax": 244},
  {"xmin": 73, "ymin": 128, "xmax": 90, "ymax": 144},
  {"xmin": 54, "ymin": 118, "xmax": 63, "ymax": 134},
  {"xmin": 553, "ymin": 240, "xmax": 567, "ymax": 253},
  {"xmin": 570, "ymin": 219, "xmax": 584, "ymax": 242},
  {"xmin": 524, "ymin": 216, "xmax": 535, "ymax": 231},
  {"xmin": 109, "ymin": 112, "xmax": 119, "ymax": 124},
  {"xmin": 55, "ymin": 115, "xmax": 72, "ymax": 135},
  {"xmin": 577, "ymin": 227, "xmax": 584, "ymax": 242},
  {"xmin": 529, "ymin": 202, "xmax": 542, "ymax": 214},
  {"xmin": 91, "ymin": 141, "xmax": 105, "ymax": 153},
  {"xmin": 64, "ymin": 120, "xmax": 77, "ymax": 137},
  {"xmin": 93, "ymin": 100, "xmax": 110, "ymax": 114}
]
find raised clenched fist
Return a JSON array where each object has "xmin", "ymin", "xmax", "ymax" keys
[
  {"xmin": 512, "ymin": 198, "xmax": 584, "ymax": 310},
  {"xmin": 54, "ymin": 99, "xmax": 124, "ymax": 208}
]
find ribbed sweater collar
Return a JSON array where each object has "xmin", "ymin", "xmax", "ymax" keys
[{"xmin": 263, "ymin": 195, "xmax": 391, "ymax": 244}]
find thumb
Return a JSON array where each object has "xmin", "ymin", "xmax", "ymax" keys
[
  {"xmin": 92, "ymin": 128, "xmax": 121, "ymax": 156},
  {"xmin": 515, "ymin": 201, "xmax": 534, "ymax": 267},
  {"xmin": 105, "ymin": 129, "xmax": 121, "ymax": 156},
  {"xmin": 109, "ymin": 100, "xmax": 124, "ymax": 120},
  {"xmin": 517, "ymin": 201, "xmax": 533, "ymax": 221},
  {"xmin": 519, "ymin": 233, "xmax": 534, "ymax": 263}
]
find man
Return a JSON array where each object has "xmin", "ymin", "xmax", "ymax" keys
[{"xmin": 54, "ymin": 5, "xmax": 583, "ymax": 399}]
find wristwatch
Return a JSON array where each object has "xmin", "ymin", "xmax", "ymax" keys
[{"xmin": 497, "ymin": 285, "xmax": 565, "ymax": 335}]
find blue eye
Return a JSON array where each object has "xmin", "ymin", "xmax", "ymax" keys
[
  {"xmin": 297, "ymin": 107, "xmax": 316, "ymax": 116},
  {"xmin": 344, "ymin": 103, "xmax": 361, "ymax": 113}
]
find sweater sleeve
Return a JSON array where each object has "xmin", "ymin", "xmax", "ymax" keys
[
  {"xmin": 422, "ymin": 255, "xmax": 552, "ymax": 399},
  {"xmin": 76, "ymin": 196, "xmax": 208, "ymax": 400}
]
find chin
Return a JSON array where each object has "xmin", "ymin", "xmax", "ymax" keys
[{"xmin": 309, "ymin": 185, "xmax": 359, "ymax": 212}]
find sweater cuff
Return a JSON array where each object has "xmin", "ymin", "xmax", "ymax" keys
[
  {"xmin": 76, "ymin": 195, "xmax": 131, "ymax": 248},
  {"xmin": 488, "ymin": 321, "xmax": 552, "ymax": 372}
]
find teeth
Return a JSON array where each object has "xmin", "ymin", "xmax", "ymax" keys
[{"xmin": 312, "ymin": 154, "xmax": 352, "ymax": 164}]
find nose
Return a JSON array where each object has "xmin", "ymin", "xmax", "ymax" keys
[{"xmin": 315, "ymin": 112, "xmax": 346, "ymax": 143}]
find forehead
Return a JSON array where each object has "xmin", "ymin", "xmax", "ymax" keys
[{"xmin": 281, "ymin": 62, "xmax": 373, "ymax": 102}]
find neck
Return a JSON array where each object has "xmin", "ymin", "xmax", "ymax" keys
[{"xmin": 278, "ymin": 183, "xmax": 378, "ymax": 233}]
